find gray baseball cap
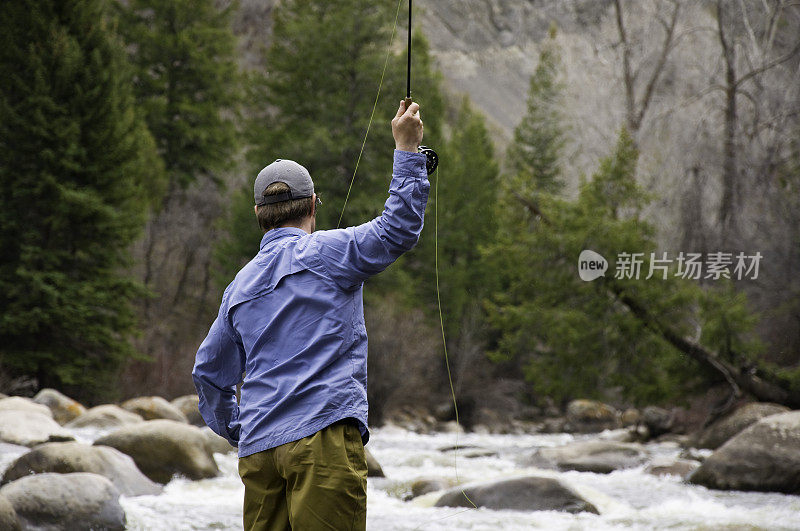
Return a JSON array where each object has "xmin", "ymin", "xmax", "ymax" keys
[{"xmin": 253, "ymin": 159, "xmax": 315, "ymax": 206}]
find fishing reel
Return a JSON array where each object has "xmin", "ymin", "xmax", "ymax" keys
[{"xmin": 419, "ymin": 145, "xmax": 438, "ymax": 175}]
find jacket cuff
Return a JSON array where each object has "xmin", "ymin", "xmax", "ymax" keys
[{"xmin": 393, "ymin": 149, "xmax": 426, "ymax": 176}]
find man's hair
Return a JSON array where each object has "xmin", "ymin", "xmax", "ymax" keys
[{"xmin": 257, "ymin": 182, "xmax": 314, "ymax": 232}]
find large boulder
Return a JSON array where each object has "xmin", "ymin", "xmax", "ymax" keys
[
  {"xmin": 0, "ymin": 410, "xmax": 74, "ymax": 447},
  {"xmin": 201, "ymin": 427, "xmax": 236, "ymax": 455},
  {"xmin": 642, "ymin": 406, "xmax": 674, "ymax": 437},
  {"xmin": 65, "ymin": 404, "xmax": 144, "ymax": 429},
  {"xmin": 534, "ymin": 440, "xmax": 648, "ymax": 474},
  {"xmin": 0, "ymin": 472, "xmax": 125, "ymax": 530},
  {"xmin": 564, "ymin": 399, "xmax": 619, "ymax": 433},
  {"xmin": 434, "ymin": 476, "xmax": 598, "ymax": 514},
  {"xmin": 364, "ymin": 447, "xmax": 384, "ymax": 478},
  {"xmin": 94, "ymin": 419, "xmax": 219, "ymax": 484},
  {"xmin": 1, "ymin": 442, "xmax": 162, "ymax": 497},
  {"xmin": 695, "ymin": 402, "xmax": 790, "ymax": 450},
  {"xmin": 0, "ymin": 494, "xmax": 20, "ymax": 531},
  {"xmin": 688, "ymin": 411, "xmax": 800, "ymax": 494},
  {"xmin": 171, "ymin": 394, "xmax": 204, "ymax": 426},
  {"xmin": 120, "ymin": 396, "xmax": 189, "ymax": 423},
  {"xmin": 0, "ymin": 397, "xmax": 52, "ymax": 417},
  {"xmin": 32, "ymin": 389, "xmax": 86, "ymax": 425}
]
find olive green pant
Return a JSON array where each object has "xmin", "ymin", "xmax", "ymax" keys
[{"xmin": 238, "ymin": 419, "xmax": 368, "ymax": 531}]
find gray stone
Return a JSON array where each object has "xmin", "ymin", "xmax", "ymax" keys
[
  {"xmin": 689, "ymin": 411, "xmax": 800, "ymax": 494},
  {"xmin": 2, "ymin": 442, "xmax": 162, "ymax": 497},
  {"xmin": 434, "ymin": 476, "xmax": 598, "ymax": 514},
  {"xmin": 438, "ymin": 445, "xmax": 497, "ymax": 458},
  {"xmin": 535, "ymin": 440, "xmax": 648, "ymax": 474},
  {"xmin": 540, "ymin": 417, "xmax": 567, "ymax": 433},
  {"xmin": 94, "ymin": 419, "xmax": 219, "ymax": 484},
  {"xmin": 201, "ymin": 427, "xmax": 236, "ymax": 454},
  {"xmin": 171, "ymin": 394, "xmax": 204, "ymax": 426},
  {"xmin": 407, "ymin": 477, "xmax": 454, "ymax": 499},
  {"xmin": 620, "ymin": 408, "xmax": 641, "ymax": 427},
  {"xmin": 0, "ymin": 410, "xmax": 74, "ymax": 447},
  {"xmin": 32, "ymin": 389, "xmax": 86, "ymax": 425},
  {"xmin": 365, "ymin": 447, "xmax": 384, "ymax": 478},
  {"xmin": 0, "ymin": 472, "xmax": 125, "ymax": 530},
  {"xmin": 695, "ymin": 402, "xmax": 790, "ymax": 450},
  {"xmin": 121, "ymin": 396, "xmax": 189, "ymax": 423},
  {"xmin": 645, "ymin": 459, "xmax": 701, "ymax": 479},
  {"xmin": 565, "ymin": 400, "xmax": 619, "ymax": 433},
  {"xmin": 0, "ymin": 397, "xmax": 52, "ymax": 417},
  {"xmin": 65, "ymin": 404, "xmax": 144, "ymax": 429},
  {"xmin": 642, "ymin": 406, "xmax": 674, "ymax": 437},
  {"xmin": 0, "ymin": 494, "xmax": 20, "ymax": 531}
]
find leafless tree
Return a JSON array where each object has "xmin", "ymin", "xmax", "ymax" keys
[
  {"xmin": 613, "ymin": 0, "xmax": 682, "ymax": 139},
  {"xmin": 712, "ymin": 0, "xmax": 800, "ymax": 243}
]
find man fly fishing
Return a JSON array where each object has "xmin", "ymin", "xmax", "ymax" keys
[{"xmin": 192, "ymin": 99, "xmax": 427, "ymax": 530}]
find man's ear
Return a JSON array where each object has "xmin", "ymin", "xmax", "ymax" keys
[{"xmin": 254, "ymin": 205, "xmax": 258, "ymax": 215}]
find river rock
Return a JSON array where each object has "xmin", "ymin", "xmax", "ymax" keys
[
  {"xmin": 0, "ymin": 494, "xmax": 20, "ymax": 531},
  {"xmin": 535, "ymin": 440, "xmax": 648, "ymax": 473},
  {"xmin": 620, "ymin": 408, "xmax": 641, "ymax": 427},
  {"xmin": 94, "ymin": 419, "xmax": 219, "ymax": 484},
  {"xmin": 695, "ymin": 402, "xmax": 790, "ymax": 450},
  {"xmin": 1, "ymin": 472, "xmax": 125, "ymax": 530},
  {"xmin": 0, "ymin": 397, "xmax": 52, "ymax": 417},
  {"xmin": 642, "ymin": 406, "xmax": 674, "ymax": 437},
  {"xmin": 365, "ymin": 447, "xmax": 384, "ymax": 478},
  {"xmin": 171, "ymin": 394, "xmax": 204, "ymax": 426},
  {"xmin": 407, "ymin": 477, "xmax": 455, "ymax": 499},
  {"xmin": 645, "ymin": 459, "xmax": 701, "ymax": 479},
  {"xmin": 0, "ymin": 410, "xmax": 74, "ymax": 447},
  {"xmin": 1, "ymin": 442, "xmax": 162, "ymax": 497},
  {"xmin": 688, "ymin": 411, "xmax": 800, "ymax": 494},
  {"xmin": 540, "ymin": 417, "xmax": 567, "ymax": 433},
  {"xmin": 120, "ymin": 396, "xmax": 189, "ymax": 423},
  {"xmin": 32, "ymin": 389, "xmax": 86, "ymax": 425},
  {"xmin": 65, "ymin": 404, "xmax": 145, "ymax": 429},
  {"xmin": 434, "ymin": 476, "xmax": 598, "ymax": 513},
  {"xmin": 201, "ymin": 427, "xmax": 236, "ymax": 454},
  {"xmin": 564, "ymin": 400, "xmax": 619, "ymax": 433}
]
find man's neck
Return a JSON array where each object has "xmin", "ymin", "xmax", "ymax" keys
[{"xmin": 279, "ymin": 218, "xmax": 313, "ymax": 234}]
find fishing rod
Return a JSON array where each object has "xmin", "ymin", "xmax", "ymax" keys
[{"xmin": 404, "ymin": 0, "xmax": 439, "ymax": 175}]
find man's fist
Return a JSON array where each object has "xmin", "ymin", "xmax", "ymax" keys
[{"xmin": 392, "ymin": 100, "xmax": 424, "ymax": 153}]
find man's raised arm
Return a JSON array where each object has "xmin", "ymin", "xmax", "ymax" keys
[{"xmin": 310, "ymin": 101, "xmax": 429, "ymax": 290}]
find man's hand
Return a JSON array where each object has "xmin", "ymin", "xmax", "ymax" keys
[{"xmin": 392, "ymin": 100, "xmax": 424, "ymax": 152}]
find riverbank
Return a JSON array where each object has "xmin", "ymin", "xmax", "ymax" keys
[
  {"xmin": 0, "ymin": 390, "xmax": 798, "ymax": 529},
  {"xmin": 117, "ymin": 426, "xmax": 800, "ymax": 530}
]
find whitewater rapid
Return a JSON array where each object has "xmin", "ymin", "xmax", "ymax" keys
[{"xmin": 72, "ymin": 425, "xmax": 800, "ymax": 530}]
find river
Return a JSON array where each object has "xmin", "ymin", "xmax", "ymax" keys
[{"xmin": 61, "ymin": 424, "xmax": 800, "ymax": 530}]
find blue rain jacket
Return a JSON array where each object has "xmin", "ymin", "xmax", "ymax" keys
[{"xmin": 192, "ymin": 150, "xmax": 429, "ymax": 457}]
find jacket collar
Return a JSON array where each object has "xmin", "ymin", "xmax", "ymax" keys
[{"xmin": 259, "ymin": 227, "xmax": 307, "ymax": 250}]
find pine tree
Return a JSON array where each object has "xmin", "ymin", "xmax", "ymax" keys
[
  {"xmin": 411, "ymin": 98, "xmax": 500, "ymax": 396},
  {"xmin": 218, "ymin": 1, "xmax": 446, "ymax": 281},
  {"xmin": 487, "ymin": 129, "xmax": 760, "ymax": 404},
  {"xmin": 245, "ymin": 1, "xmax": 444, "ymax": 231},
  {"xmin": 0, "ymin": 0, "xmax": 164, "ymax": 401},
  {"xmin": 116, "ymin": 0, "xmax": 241, "ymax": 190},
  {"xmin": 505, "ymin": 29, "xmax": 565, "ymax": 195}
]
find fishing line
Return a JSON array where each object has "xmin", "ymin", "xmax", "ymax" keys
[
  {"xmin": 336, "ymin": 0, "xmax": 477, "ymax": 522},
  {"xmin": 336, "ymin": 0, "xmax": 404, "ymax": 228},
  {"xmin": 433, "ymin": 165, "xmax": 478, "ymax": 512}
]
